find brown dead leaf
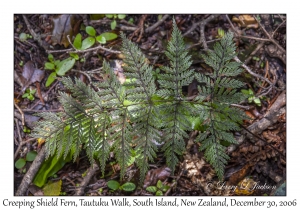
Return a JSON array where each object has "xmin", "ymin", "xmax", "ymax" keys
[
  {"xmin": 143, "ymin": 167, "xmax": 171, "ymax": 188},
  {"xmin": 51, "ymin": 14, "xmax": 81, "ymax": 48},
  {"xmin": 21, "ymin": 61, "xmax": 45, "ymax": 92},
  {"xmin": 232, "ymin": 15, "xmax": 258, "ymax": 29}
]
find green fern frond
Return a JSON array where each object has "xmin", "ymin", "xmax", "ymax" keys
[
  {"xmin": 157, "ymin": 19, "xmax": 194, "ymax": 99},
  {"xmin": 32, "ymin": 22, "xmax": 247, "ymax": 185}
]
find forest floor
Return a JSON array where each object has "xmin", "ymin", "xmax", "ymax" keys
[{"xmin": 14, "ymin": 14, "xmax": 286, "ymax": 196}]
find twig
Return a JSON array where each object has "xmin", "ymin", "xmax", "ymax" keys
[
  {"xmin": 244, "ymin": 42, "xmax": 265, "ymax": 65},
  {"xmin": 46, "ymin": 43, "xmax": 121, "ymax": 54},
  {"xmin": 145, "ymin": 15, "xmax": 169, "ymax": 33},
  {"xmin": 254, "ymin": 16, "xmax": 286, "ymax": 54},
  {"xmin": 74, "ymin": 163, "xmax": 99, "ymax": 196},
  {"xmin": 29, "ymin": 80, "xmax": 59, "ymax": 110},
  {"xmin": 15, "ymin": 119, "xmax": 22, "ymax": 144},
  {"xmin": 130, "ymin": 15, "xmax": 148, "ymax": 43},
  {"xmin": 71, "ymin": 69, "xmax": 92, "ymax": 84},
  {"xmin": 14, "ymin": 137, "xmax": 37, "ymax": 160},
  {"xmin": 22, "ymin": 109, "xmax": 62, "ymax": 113},
  {"xmin": 14, "ymin": 101, "xmax": 25, "ymax": 126},
  {"xmin": 120, "ymin": 25, "xmax": 137, "ymax": 31},
  {"xmin": 239, "ymin": 35, "xmax": 270, "ymax": 42},
  {"xmin": 230, "ymin": 104, "xmax": 251, "ymax": 110},
  {"xmin": 16, "ymin": 146, "xmax": 46, "ymax": 196},
  {"xmin": 22, "ymin": 15, "xmax": 47, "ymax": 51},
  {"xmin": 233, "ymin": 56, "xmax": 274, "ymax": 87},
  {"xmin": 183, "ymin": 15, "xmax": 220, "ymax": 38},
  {"xmin": 272, "ymin": 19, "xmax": 286, "ymax": 37},
  {"xmin": 225, "ymin": 15, "xmax": 239, "ymax": 36}
]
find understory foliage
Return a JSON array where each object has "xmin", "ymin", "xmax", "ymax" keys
[{"xmin": 32, "ymin": 19, "xmax": 246, "ymax": 182}]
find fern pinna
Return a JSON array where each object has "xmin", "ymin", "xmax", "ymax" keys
[{"xmin": 32, "ymin": 19, "xmax": 245, "ymax": 182}]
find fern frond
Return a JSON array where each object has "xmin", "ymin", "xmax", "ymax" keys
[{"xmin": 157, "ymin": 19, "xmax": 193, "ymax": 99}]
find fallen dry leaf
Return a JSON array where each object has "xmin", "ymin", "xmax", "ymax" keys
[
  {"xmin": 232, "ymin": 15, "xmax": 258, "ymax": 29},
  {"xmin": 143, "ymin": 167, "xmax": 171, "ymax": 188},
  {"xmin": 21, "ymin": 61, "xmax": 45, "ymax": 92},
  {"xmin": 51, "ymin": 14, "xmax": 81, "ymax": 48}
]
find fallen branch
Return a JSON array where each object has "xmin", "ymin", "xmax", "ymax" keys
[
  {"xmin": 145, "ymin": 15, "xmax": 169, "ymax": 33},
  {"xmin": 74, "ymin": 163, "xmax": 99, "ymax": 196},
  {"xmin": 228, "ymin": 91, "xmax": 286, "ymax": 153},
  {"xmin": 22, "ymin": 15, "xmax": 48, "ymax": 51},
  {"xmin": 183, "ymin": 15, "xmax": 220, "ymax": 38},
  {"xmin": 15, "ymin": 146, "xmax": 46, "ymax": 196}
]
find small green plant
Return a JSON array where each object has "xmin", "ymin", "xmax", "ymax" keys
[
  {"xmin": 105, "ymin": 14, "xmax": 126, "ymax": 30},
  {"xmin": 15, "ymin": 151, "xmax": 38, "ymax": 170},
  {"xmin": 74, "ymin": 26, "xmax": 118, "ymax": 48},
  {"xmin": 216, "ymin": 28, "xmax": 225, "ymax": 38},
  {"xmin": 146, "ymin": 180, "xmax": 170, "ymax": 196},
  {"xmin": 19, "ymin": 33, "xmax": 32, "ymax": 42},
  {"xmin": 44, "ymin": 54, "xmax": 76, "ymax": 87},
  {"xmin": 19, "ymin": 60, "xmax": 24, "ymax": 67},
  {"xmin": 22, "ymin": 88, "xmax": 36, "ymax": 101},
  {"xmin": 107, "ymin": 180, "xmax": 136, "ymax": 192},
  {"xmin": 241, "ymin": 88, "xmax": 261, "ymax": 106},
  {"xmin": 23, "ymin": 126, "xmax": 31, "ymax": 133}
]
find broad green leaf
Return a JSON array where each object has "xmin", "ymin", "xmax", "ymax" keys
[
  {"xmin": 241, "ymin": 89, "xmax": 249, "ymax": 95},
  {"xmin": 254, "ymin": 98, "xmax": 261, "ymax": 106},
  {"xmin": 118, "ymin": 14, "xmax": 126, "ymax": 19},
  {"xmin": 107, "ymin": 180, "xmax": 120, "ymax": 190},
  {"xmin": 81, "ymin": 37, "xmax": 95, "ymax": 50},
  {"xmin": 43, "ymin": 180, "xmax": 62, "ymax": 196},
  {"xmin": 15, "ymin": 158, "xmax": 26, "ymax": 169},
  {"xmin": 248, "ymin": 96, "xmax": 254, "ymax": 103},
  {"xmin": 26, "ymin": 151, "xmax": 37, "ymax": 161},
  {"xmin": 100, "ymin": 32, "xmax": 118, "ymax": 41},
  {"xmin": 28, "ymin": 95, "xmax": 34, "ymax": 101},
  {"xmin": 146, "ymin": 186, "xmax": 157, "ymax": 193},
  {"xmin": 86, "ymin": 26, "xmax": 96, "ymax": 36},
  {"xmin": 156, "ymin": 180, "xmax": 163, "ymax": 189},
  {"xmin": 48, "ymin": 54, "xmax": 54, "ymax": 62},
  {"xmin": 19, "ymin": 33, "xmax": 27, "ymax": 41},
  {"xmin": 121, "ymin": 182, "xmax": 136, "ymax": 192},
  {"xmin": 96, "ymin": 35, "xmax": 106, "ymax": 44},
  {"xmin": 248, "ymin": 89, "xmax": 254, "ymax": 95},
  {"xmin": 156, "ymin": 190, "xmax": 163, "ymax": 196},
  {"xmin": 33, "ymin": 151, "xmax": 73, "ymax": 187},
  {"xmin": 69, "ymin": 53, "xmax": 79, "ymax": 60},
  {"xmin": 111, "ymin": 20, "xmax": 117, "ymax": 30},
  {"xmin": 22, "ymin": 93, "xmax": 29, "ymax": 98},
  {"xmin": 73, "ymin": 33, "xmax": 82, "ymax": 50},
  {"xmin": 162, "ymin": 185, "xmax": 170, "ymax": 192},
  {"xmin": 44, "ymin": 62, "xmax": 55, "ymax": 70},
  {"xmin": 46, "ymin": 72, "xmax": 57, "ymax": 87},
  {"xmin": 54, "ymin": 60, "xmax": 60, "ymax": 66},
  {"xmin": 105, "ymin": 14, "xmax": 114, "ymax": 19},
  {"xmin": 56, "ymin": 58, "xmax": 75, "ymax": 76}
]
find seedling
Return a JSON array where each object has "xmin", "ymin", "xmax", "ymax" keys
[
  {"xmin": 19, "ymin": 33, "xmax": 32, "ymax": 42},
  {"xmin": 22, "ymin": 88, "xmax": 36, "ymax": 101},
  {"xmin": 73, "ymin": 26, "xmax": 118, "ymax": 49},
  {"xmin": 146, "ymin": 180, "xmax": 170, "ymax": 196},
  {"xmin": 107, "ymin": 180, "xmax": 136, "ymax": 192},
  {"xmin": 216, "ymin": 28, "xmax": 225, "ymax": 38},
  {"xmin": 241, "ymin": 88, "xmax": 261, "ymax": 106},
  {"xmin": 44, "ymin": 54, "xmax": 76, "ymax": 87},
  {"xmin": 105, "ymin": 14, "xmax": 126, "ymax": 30},
  {"xmin": 15, "ymin": 151, "xmax": 38, "ymax": 171}
]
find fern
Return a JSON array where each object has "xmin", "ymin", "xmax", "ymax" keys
[{"xmin": 32, "ymin": 19, "xmax": 245, "ymax": 183}]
